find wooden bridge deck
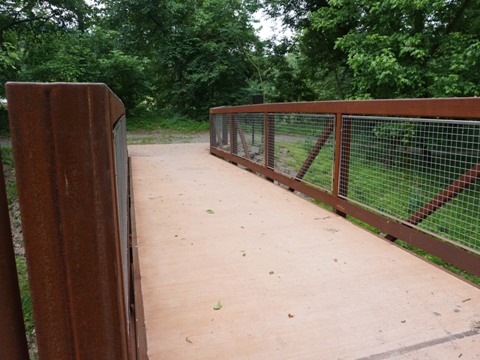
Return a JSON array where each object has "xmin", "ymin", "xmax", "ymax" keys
[{"xmin": 129, "ymin": 143, "xmax": 480, "ymax": 360}]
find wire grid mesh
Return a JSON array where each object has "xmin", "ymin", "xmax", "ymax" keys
[
  {"xmin": 340, "ymin": 115, "xmax": 480, "ymax": 253},
  {"xmin": 269, "ymin": 113, "xmax": 336, "ymax": 192},
  {"xmin": 211, "ymin": 114, "xmax": 230, "ymax": 152},
  {"xmin": 232, "ymin": 113, "xmax": 264, "ymax": 165}
]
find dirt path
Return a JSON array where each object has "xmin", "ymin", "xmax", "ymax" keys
[{"xmin": 127, "ymin": 131, "xmax": 209, "ymax": 145}]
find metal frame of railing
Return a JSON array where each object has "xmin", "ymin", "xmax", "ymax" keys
[
  {"xmin": 210, "ymin": 99, "xmax": 480, "ymax": 278},
  {"xmin": 4, "ymin": 83, "xmax": 145, "ymax": 359}
]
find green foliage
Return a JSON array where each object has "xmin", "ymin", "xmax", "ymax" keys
[
  {"xmin": 104, "ymin": 0, "xmax": 261, "ymax": 118},
  {"xmin": 0, "ymin": 108, "xmax": 8, "ymax": 136},
  {"xmin": 3, "ymin": 0, "xmax": 480, "ymax": 122},
  {"xmin": 1, "ymin": 148, "xmax": 18, "ymax": 216},
  {"xmin": 15, "ymin": 257, "xmax": 35, "ymax": 346},
  {"xmin": 264, "ymin": 0, "xmax": 480, "ymax": 100},
  {"xmin": 19, "ymin": 28, "xmax": 151, "ymax": 113}
]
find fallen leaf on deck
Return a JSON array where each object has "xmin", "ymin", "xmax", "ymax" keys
[{"xmin": 213, "ymin": 300, "xmax": 222, "ymax": 310}]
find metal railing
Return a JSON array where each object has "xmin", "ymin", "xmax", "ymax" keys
[
  {"xmin": 210, "ymin": 99, "xmax": 480, "ymax": 277},
  {"xmin": 5, "ymin": 83, "xmax": 143, "ymax": 359}
]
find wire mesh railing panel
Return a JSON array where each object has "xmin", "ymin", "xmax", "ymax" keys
[
  {"xmin": 233, "ymin": 113, "xmax": 264, "ymax": 165},
  {"xmin": 270, "ymin": 113, "xmax": 336, "ymax": 192},
  {"xmin": 341, "ymin": 115, "xmax": 480, "ymax": 253},
  {"xmin": 112, "ymin": 115, "xmax": 130, "ymax": 330},
  {"xmin": 211, "ymin": 114, "xmax": 230, "ymax": 152}
]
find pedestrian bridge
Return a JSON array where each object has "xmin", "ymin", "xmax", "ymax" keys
[{"xmin": 2, "ymin": 83, "xmax": 479, "ymax": 359}]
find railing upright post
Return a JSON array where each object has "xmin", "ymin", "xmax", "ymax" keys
[
  {"xmin": 0, "ymin": 149, "xmax": 29, "ymax": 360},
  {"xmin": 222, "ymin": 114, "xmax": 229, "ymax": 145},
  {"xmin": 231, "ymin": 113, "xmax": 237, "ymax": 155},
  {"xmin": 267, "ymin": 113, "xmax": 275, "ymax": 169},
  {"xmin": 339, "ymin": 117, "xmax": 352, "ymax": 198},
  {"xmin": 263, "ymin": 112, "xmax": 273, "ymax": 182},
  {"xmin": 210, "ymin": 114, "xmax": 215, "ymax": 147},
  {"xmin": 333, "ymin": 113, "xmax": 347, "ymax": 217}
]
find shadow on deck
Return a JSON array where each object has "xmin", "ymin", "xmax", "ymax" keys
[{"xmin": 130, "ymin": 143, "xmax": 480, "ymax": 360}]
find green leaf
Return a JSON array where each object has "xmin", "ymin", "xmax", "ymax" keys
[
  {"xmin": 213, "ymin": 300, "xmax": 222, "ymax": 310},
  {"xmin": 206, "ymin": 209, "xmax": 215, "ymax": 214}
]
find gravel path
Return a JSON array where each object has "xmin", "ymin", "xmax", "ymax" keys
[
  {"xmin": 127, "ymin": 131, "xmax": 209, "ymax": 145},
  {"xmin": 1, "ymin": 131, "xmax": 210, "ymax": 148}
]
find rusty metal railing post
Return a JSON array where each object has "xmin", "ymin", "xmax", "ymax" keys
[
  {"xmin": 333, "ymin": 113, "xmax": 347, "ymax": 217},
  {"xmin": 0, "ymin": 149, "xmax": 29, "ymax": 360},
  {"xmin": 264, "ymin": 112, "xmax": 274, "ymax": 182},
  {"xmin": 230, "ymin": 113, "xmax": 238, "ymax": 165},
  {"xmin": 222, "ymin": 114, "xmax": 229, "ymax": 145},
  {"xmin": 210, "ymin": 114, "xmax": 215, "ymax": 147},
  {"xmin": 267, "ymin": 113, "xmax": 275, "ymax": 169},
  {"xmin": 6, "ymin": 83, "xmax": 131, "ymax": 359},
  {"xmin": 339, "ymin": 116, "xmax": 352, "ymax": 198}
]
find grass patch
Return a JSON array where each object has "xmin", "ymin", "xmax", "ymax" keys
[
  {"xmin": 127, "ymin": 113, "xmax": 209, "ymax": 133},
  {"xmin": 16, "ymin": 257, "xmax": 36, "ymax": 355},
  {"xmin": 1, "ymin": 147, "xmax": 17, "ymax": 206},
  {"xmin": 2, "ymin": 146, "xmax": 37, "ymax": 358}
]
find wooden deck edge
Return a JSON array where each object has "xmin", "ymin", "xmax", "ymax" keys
[{"xmin": 129, "ymin": 157, "xmax": 149, "ymax": 359}]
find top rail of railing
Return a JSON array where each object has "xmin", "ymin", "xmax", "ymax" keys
[
  {"xmin": 209, "ymin": 97, "xmax": 480, "ymax": 279},
  {"xmin": 211, "ymin": 98, "xmax": 480, "ymax": 119}
]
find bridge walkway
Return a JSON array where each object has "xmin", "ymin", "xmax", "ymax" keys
[{"xmin": 130, "ymin": 143, "xmax": 480, "ymax": 360}]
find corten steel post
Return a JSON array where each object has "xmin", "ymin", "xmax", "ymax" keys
[
  {"xmin": 222, "ymin": 115, "xmax": 229, "ymax": 145},
  {"xmin": 267, "ymin": 114, "xmax": 275, "ymax": 169},
  {"xmin": 209, "ymin": 114, "xmax": 215, "ymax": 146},
  {"xmin": 333, "ymin": 113, "xmax": 349, "ymax": 217},
  {"xmin": 6, "ymin": 83, "xmax": 131, "ymax": 359},
  {"xmin": 0, "ymin": 149, "xmax": 29, "ymax": 360}
]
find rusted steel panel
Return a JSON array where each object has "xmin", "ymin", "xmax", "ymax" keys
[
  {"xmin": 210, "ymin": 98, "xmax": 480, "ymax": 119},
  {"xmin": 0, "ymin": 149, "xmax": 29, "ymax": 360},
  {"xmin": 210, "ymin": 147, "xmax": 480, "ymax": 279},
  {"xmin": 6, "ymin": 83, "xmax": 129, "ymax": 359}
]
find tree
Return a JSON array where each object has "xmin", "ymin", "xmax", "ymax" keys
[
  {"xmin": 19, "ymin": 28, "xmax": 151, "ymax": 112},
  {"xmin": 263, "ymin": 0, "xmax": 480, "ymax": 100},
  {"xmin": 0, "ymin": 1, "xmax": 92, "ymax": 97},
  {"xmin": 102, "ymin": 0, "xmax": 262, "ymax": 118}
]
